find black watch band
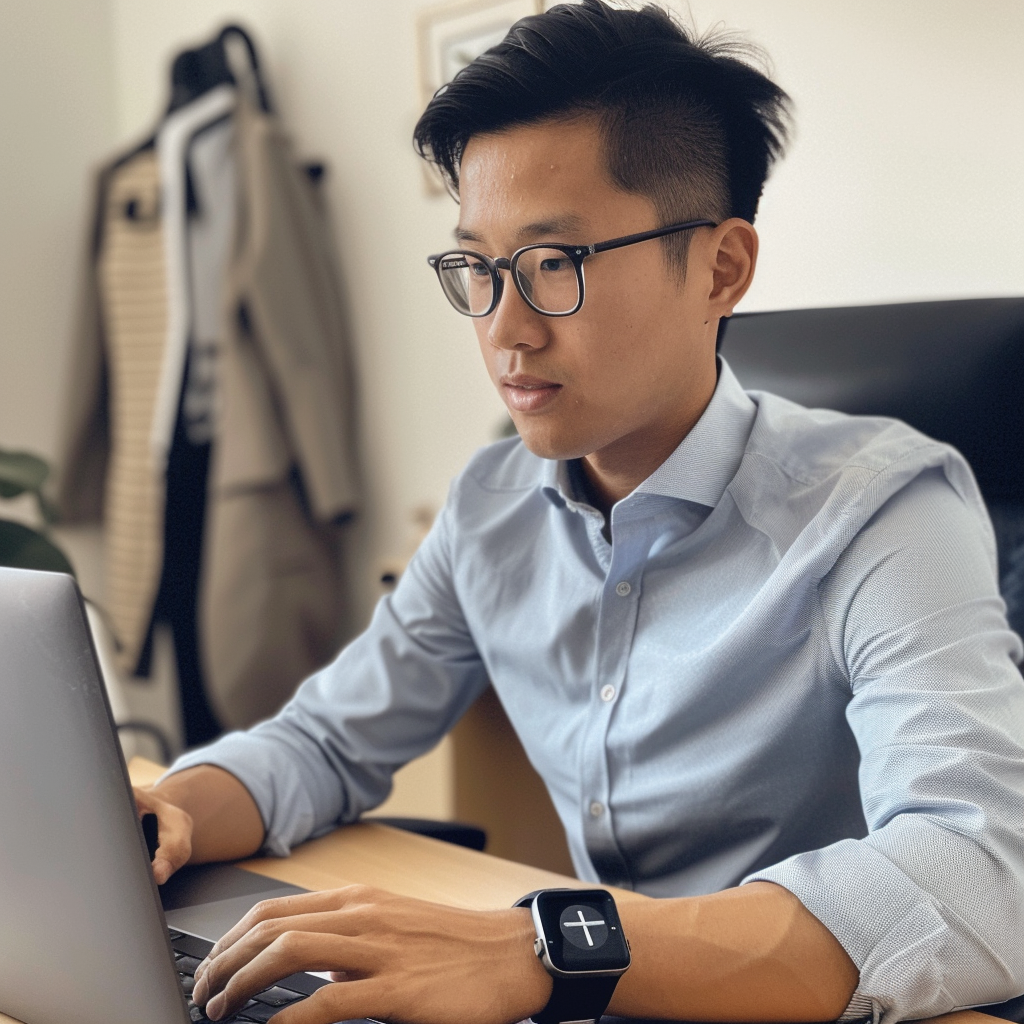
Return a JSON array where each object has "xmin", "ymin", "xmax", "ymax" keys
[
  {"xmin": 514, "ymin": 890, "xmax": 624, "ymax": 1024},
  {"xmin": 530, "ymin": 974, "xmax": 620, "ymax": 1024}
]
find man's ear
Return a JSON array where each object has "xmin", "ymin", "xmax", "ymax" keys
[{"xmin": 706, "ymin": 218, "xmax": 758, "ymax": 318}]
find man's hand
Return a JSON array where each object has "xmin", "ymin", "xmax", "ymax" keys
[
  {"xmin": 192, "ymin": 885, "xmax": 553, "ymax": 1024},
  {"xmin": 133, "ymin": 785, "xmax": 194, "ymax": 884},
  {"xmin": 132, "ymin": 765, "xmax": 266, "ymax": 884}
]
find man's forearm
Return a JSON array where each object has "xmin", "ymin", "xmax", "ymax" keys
[
  {"xmin": 611, "ymin": 880, "xmax": 858, "ymax": 1022},
  {"xmin": 145, "ymin": 770, "xmax": 859, "ymax": 1021},
  {"xmin": 152, "ymin": 765, "xmax": 266, "ymax": 866}
]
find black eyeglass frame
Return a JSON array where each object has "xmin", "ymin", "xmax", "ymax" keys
[{"xmin": 427, "ymin": 218, "xmax": 718, "ymax": 318}]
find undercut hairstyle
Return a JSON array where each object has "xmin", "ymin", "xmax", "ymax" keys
[{"xmin": 413, "ymin": 0, "xmax": 791, "ymax": 274}]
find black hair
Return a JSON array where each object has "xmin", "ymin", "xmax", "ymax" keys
[{"xmin": 413, "ymin": 0, "xmax": 791, "ymax": 272}]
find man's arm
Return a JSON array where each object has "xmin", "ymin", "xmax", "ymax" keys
[
  {"xmin": 134, "ymin": 765, "xmax": 858, "ymax": 1021},
  {"xmin": 613, "ymin": 881, "xmax": 858, "ymax": 1022},
  {"xmin": 188, "ymin": 879, "xmax": 856, "ymax": 1024},
  {"xmin": 749, "ymin": 466, "xmax": 1024, "ymax": 1022},
  {"xmin": 134, "ymin": 765, "xmax": 265, "ymax": 884}
]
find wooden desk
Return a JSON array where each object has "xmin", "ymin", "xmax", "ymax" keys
[
  {"xmin": 130, "ymin": 757, "xmax": 606, "ymax": 910},
  {"xmin": 0, "ymin": 759, "xmax": 1005, "ymax": 1024}
]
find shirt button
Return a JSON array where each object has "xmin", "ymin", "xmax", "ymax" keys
[
  {"xmin": 600, "ymin": 684, "xmax": 616, "ymax": 702},
  {"xmin": 615, "ymin": 581, "xmax": 631, "ymax": 597},
  {"xmin": 589, "ymin": 801, "xmax": 605, "ymax": 818}
]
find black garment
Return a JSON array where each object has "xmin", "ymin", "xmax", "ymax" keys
[
  {"xmin": 136, "ymin": 350, "xmax": 221, "ymax": 749},
  {"xmin": 984, "ymin": 994, "xmax": 1024, "ymax": 1023},
  {"xmin": 155, "ymin": 411, "xmax": 221, "ymax": 748},
  {"xmin": 990, "ymin": 502, "xmax": 1024, "ymax": 644}
]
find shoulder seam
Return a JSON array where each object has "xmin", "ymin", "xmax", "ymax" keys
[{"xmin": 741, "ymin": 435, "xmax": 946, "ymax": 490}]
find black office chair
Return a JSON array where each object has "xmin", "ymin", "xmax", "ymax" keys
[
  {"xmin": 368, "ymin": 815, "xmax": 486, "ymax": 851},
  {"xmin": 721, "ymin": 297, "xmax": 1024, "ymax": 1024},
  {"xmin": 720, "ymin": 297, "xmax": 1024, "ymax": 641}
]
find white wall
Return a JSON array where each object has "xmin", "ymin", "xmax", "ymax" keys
[
  {"xmin": 0, "ymin": 0, "xmax": 116, "ymax": 459},
  {"xmin": 677, "ymin": 0, "xmax": 1024, "ymax": 310},
  {"xmin": 0, "ymin": 4, "xmax": 126, "ymax": 758},
  {"xmin": 1, "ymin": 0, "xmax": 1022, "ymax": 818}
]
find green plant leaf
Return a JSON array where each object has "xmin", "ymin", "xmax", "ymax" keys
[
  {"xmin": 0, "ymin": 449, "xmax": 50, "ymax": 499},
  {"xmin": 0, "ymin": 519, "xmax": 75, "ymax": 576}
]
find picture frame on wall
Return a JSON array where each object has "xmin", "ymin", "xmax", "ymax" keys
[{"xmin": 416, "ymin": 0, "xmax": 544, "ymax": 193}]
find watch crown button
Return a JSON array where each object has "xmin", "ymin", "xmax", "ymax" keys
[{"xmin": 534, "ymin": 937, "xmax": 545, "ymax": 957}]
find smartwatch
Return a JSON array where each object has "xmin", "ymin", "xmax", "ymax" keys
[{"xmin": 514, "ymin": 888, "xmax": 631, "ymax": 1024}]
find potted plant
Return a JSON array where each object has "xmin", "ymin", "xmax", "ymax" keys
[{"xmin": 0, "ymin": 448, "xmax": 74, "ymax": 575}]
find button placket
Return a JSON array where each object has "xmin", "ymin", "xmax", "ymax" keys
[{"xmin": 580, "ymin": 512, "xmax": 649, "ymax": 884}]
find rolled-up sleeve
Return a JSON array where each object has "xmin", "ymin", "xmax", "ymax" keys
[
  {"xmin": 746, "ymin": 467, "xmax": 1024, "ymax": 1023},
  {"xmin": 163, "ymin": 496, "xmax": 488, "ymax": 855}
]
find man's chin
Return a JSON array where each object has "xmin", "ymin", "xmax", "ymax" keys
[{"xmin": 513, "ymin": 423, "xmax": 591, "ymax": 463}]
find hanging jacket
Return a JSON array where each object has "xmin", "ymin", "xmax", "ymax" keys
[{"xmin": 55, "ymin": 86, "xmax": 359, "ymax": 728}]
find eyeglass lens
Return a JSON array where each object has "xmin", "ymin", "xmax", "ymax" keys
[
  {"xmin": 514, "ymin": 248, "xmax": 578, "ymax": 314},
  {"xmin": 437, "ymin": 249, "xmax": 580, "ymax": 316},
  {"xmin": 437, "ymin": 254, "xmax": 493, "ymax": 315}
]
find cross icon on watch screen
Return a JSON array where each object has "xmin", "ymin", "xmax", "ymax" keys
[{"xmin": 559, "ymin": 905, "xmax": 609, "ymax": 949}]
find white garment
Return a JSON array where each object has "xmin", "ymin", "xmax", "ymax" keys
[{"xmin": 151, "ymin": 85, "xmax": 235, "ymax": 467}]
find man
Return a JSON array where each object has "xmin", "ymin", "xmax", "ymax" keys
[{"xmin": 136, "ymin": 3, "xmax": 1024, "ymax": 1023}]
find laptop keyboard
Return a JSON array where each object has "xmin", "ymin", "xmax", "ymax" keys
[{"xmin": 170, "ymin": 928, "xmax": 330, "ymax": 1023}]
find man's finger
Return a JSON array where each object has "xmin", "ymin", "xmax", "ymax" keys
[
  {"xmin": 198, "ymin": 886, "xmax": 371, "ymax": 975},
  {"xmin": 132, "ymin": 787, "xmax": 192, "ymax": 883},
  {"xmin": 204, "ymin": 931, "xmax": 371, "ymax": 1020},
  {"xmin": 153, "ymin": 810, "xmax": 190, "ymax": 878},
  {"xmin": 195, "ymin": 913, "xmax": 376, "ymax": 1007},
  {"xmin": 152, "ymin": 854, "xmax": 175, "ymax": 886}
]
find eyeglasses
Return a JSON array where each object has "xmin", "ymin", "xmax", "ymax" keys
[{"xmin": 427, "ymin": 219, "xmax": 717, "ymax": 318}]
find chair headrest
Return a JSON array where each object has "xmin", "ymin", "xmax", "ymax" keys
[{"xmin": 719, "ymin": 298, "xmax": 1024, "ymax": 502}]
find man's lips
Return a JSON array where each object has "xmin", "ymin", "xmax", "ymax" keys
[{"xmin": 500, "ymin": 373, "xmax": 562, "ymax": 413}]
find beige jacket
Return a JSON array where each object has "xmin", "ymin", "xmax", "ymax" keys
[{"xmin": 56, "ymin": 93, "xmax": 358, "ymax": 728}]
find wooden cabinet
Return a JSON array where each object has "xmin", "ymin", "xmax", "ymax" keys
[{"xmin": 451, "ymin": 686, "xmax": 575, "ymax": 876}]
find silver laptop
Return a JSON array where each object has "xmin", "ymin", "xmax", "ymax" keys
[{"xmin": 0, "ymin": 566, "xmax": 336, "ymax": 1024}]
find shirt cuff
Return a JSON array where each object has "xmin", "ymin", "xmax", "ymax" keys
[
  {"xmin": 837, "ymin": 991, "xmax": 875, "ymax": 1022},
  {"xmin": 159, "ymin": 730, "xmax": 322, "ymax": 857}
]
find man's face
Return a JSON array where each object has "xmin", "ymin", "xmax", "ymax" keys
[{"xmin": 456, "ymin": 117, "xmax": 724, "ymax": 468}]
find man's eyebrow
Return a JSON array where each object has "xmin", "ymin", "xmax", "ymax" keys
[
  {"xmin": 454, "ymin": 215, "xmax": 589, "ymax": 246},
  {"xmin": 516, "ymin": 215, "xmax": 587, "ymax": 240}
]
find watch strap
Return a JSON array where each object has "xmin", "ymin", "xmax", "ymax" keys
[
  {"xmin": 514, "ymin": 889, "xmax": 566, "ymax": 906},
  {"xmin": 532, "ymin": 974, "xmax": 620, "ymax": 1024}
]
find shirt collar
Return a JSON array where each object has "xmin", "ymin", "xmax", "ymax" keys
[{"xmin": 540, "ymin": 356, "xmax": 756, "ymax": 511}]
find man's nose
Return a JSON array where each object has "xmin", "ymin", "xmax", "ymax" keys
[{"xmin": 487, "ymin": 269, "xmax": 549, "ymax": 351}]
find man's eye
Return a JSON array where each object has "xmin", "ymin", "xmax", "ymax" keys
[
  {"xmin": 468, "ymin": 262, "xmax": 490, "ymax": 277},
  {"xmin": 540, "ymin": 257, "xmax": 570, "ymax": 272}
]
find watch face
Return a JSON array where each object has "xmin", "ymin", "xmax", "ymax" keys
[{"xmin": 535, "ymin": 890, "xmax": 630, "ymax": 973}]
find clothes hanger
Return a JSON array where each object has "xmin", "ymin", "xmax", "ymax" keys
[
  {"xmin": 107, "ymin": 23, "xmax": 272, "ymax": 182},
  {"xmin": 167, "ymin": 24, "xmax": 272, "ymax": 114}
]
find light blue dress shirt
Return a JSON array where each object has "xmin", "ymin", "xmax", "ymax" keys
[{"xmin": 171, "ymin": 358, "xmax": 1024, "ymax": 1023}]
